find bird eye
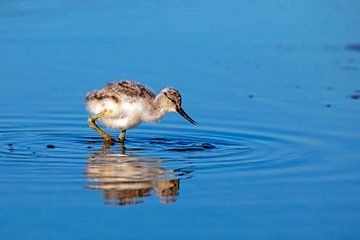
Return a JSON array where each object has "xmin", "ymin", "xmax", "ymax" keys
[{"xmin": 164, "ymin": 92, "xmax": 177, "ymax": 104}]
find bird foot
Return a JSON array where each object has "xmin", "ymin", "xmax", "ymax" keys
[{"xmin": 104, "ymin": 136, "xmax": 116, "ymax": 144}]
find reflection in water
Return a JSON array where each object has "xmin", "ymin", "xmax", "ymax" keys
[{"xmin": 85, "ymin": 144, "xmax": 190, "ymax": 206}]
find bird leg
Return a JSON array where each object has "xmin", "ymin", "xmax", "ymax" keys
[
  {"xmin": 87, "ymin": 113, "xmax": 115, "ymax": 143},
  {"xmin": 118, "ymin": 130, "xmax": 126, "ymax": 143},
  {"xmin": 119, "ymin": 141, "xmax": 126, "ymax": 154}
]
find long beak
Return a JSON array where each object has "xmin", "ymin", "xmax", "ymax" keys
[{"xmin": 176, "ymin": 107, "xmax": 197, "ymax": 124}]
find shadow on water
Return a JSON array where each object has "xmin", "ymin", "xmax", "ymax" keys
[{"xmin": 85, "ymin": 142, "xmax": 193, "ymax": 206}]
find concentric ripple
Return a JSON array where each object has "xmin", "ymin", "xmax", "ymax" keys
[
  {"xmin": 0, "ymin": 113, "xmax": 324, "ymax": 205},
  {"xmin": 80, "ymin": 124, "xmax": 322, "ymax": 206},
  {"xmin": 119, "ymin": 125, "xmax": 323, "ymax": 176}
]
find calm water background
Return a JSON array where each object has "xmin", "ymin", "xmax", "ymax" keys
[{"xmin": 1, "ymin": 0, "xmax": 360, "ymax": 239}]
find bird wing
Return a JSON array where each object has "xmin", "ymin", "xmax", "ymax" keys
[{"xmin": 106, "ymin": 80, "xmax": 156, "ymax": 100}]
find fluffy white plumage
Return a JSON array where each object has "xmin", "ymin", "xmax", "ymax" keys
[{"xmin": 86, "ymin": 97, "xmax": 165, "ymax": 130}]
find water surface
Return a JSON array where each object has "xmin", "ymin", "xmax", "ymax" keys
[{"xmin": 1, "ymin": 0, "xmax": 360, "ymax": 239}]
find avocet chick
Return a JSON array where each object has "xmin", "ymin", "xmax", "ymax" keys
[{"xmin": 85, "ymin": 80, "xmax": 196, "ymax": 143}]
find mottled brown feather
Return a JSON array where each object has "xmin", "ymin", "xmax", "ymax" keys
[
  {"xmin": 85, "ymin": 80, "xmax": 156, "ymax": 104},
  {"xmin": 105, "ymin": 81, "xmax": 155, "ymax": 100}
]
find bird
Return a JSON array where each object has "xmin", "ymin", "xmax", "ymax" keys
[{"xmin": 85, "ymin": 80, "xmax": 196, "ymax": 143}]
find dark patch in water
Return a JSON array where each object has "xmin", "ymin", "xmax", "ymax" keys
[
  {"xmin": 201, "ymin": 143, "xmax": 215, "ymax": 149},
  {"xmin": 325, "ymin": 104, "xmax": 331, "ymax": 108},
  {"xmin": 46, "ymin": 144, "xmax": 56, "ymax": 149},
  {"xmin": 166, "ymin": 143, "xmax": 215, "ymax": 152},
  {"xmin": 8, "ymin": 144, "xmax": 14, "ymax": 151},
  {"xmin": 149, "ymin": 137, "xmax": 167, "ymax": 141},
  {"xmin": 349, "ymin": 90, "xmax": 360, "ymax": 100},
  {"xmin": 345, "ymin": 43, "xmax": 360, "ymax": 52},
  {"xmin": 248, "ymin": 94, "xmax": 254, "ymax": 98}
]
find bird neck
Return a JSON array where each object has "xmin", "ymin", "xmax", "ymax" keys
[{"xmin": 146, "ymin": 94, "xmax": 168, "ymax": 122}]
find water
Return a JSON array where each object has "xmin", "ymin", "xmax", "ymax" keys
[{"xmin": 1, "ymin": 0, "xmax": 360, "ymax": 239}]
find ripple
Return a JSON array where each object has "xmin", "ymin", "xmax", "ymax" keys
[
  {"xmin": 72, "ymin": 123, "xmax": 324, "ymax": 206},
  {"xmin": 0, "ymin": 112, "xmax": 326, "ymax": 205},
  {"xmin": 70, "ymin": 125, "xmax": 322, "ymax": 181},
  {"xmin": 0, "ymin": 113, "xmax": 323, "ymax": 175}
]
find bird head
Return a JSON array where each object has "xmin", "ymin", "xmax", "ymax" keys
[{"xmin": 160, "ymin": 88, "xmax": 196, "ymax": 124}]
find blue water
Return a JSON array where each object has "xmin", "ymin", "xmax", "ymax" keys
[{"xmin": 1, "ymin": 1, "xmax": 360, "ymax": 239}]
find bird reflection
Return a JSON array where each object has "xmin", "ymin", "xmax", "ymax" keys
[{"xmin": 85, "ymin": 143, "xmax": 189, "ymax": 206}]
